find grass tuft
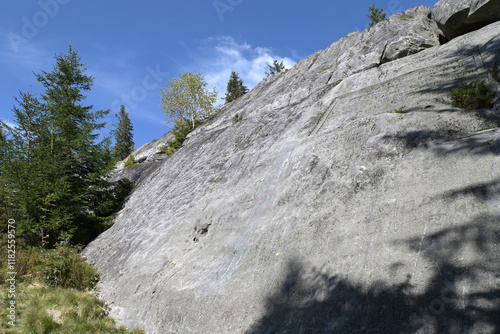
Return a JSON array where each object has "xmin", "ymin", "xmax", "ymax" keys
[
  {"xmin": 0, "ymin": 240, "xmax": 145, "ymax": 333},
  {"xmin": 1, "ymin": 284, "xmax": 145, "ymax": 333}
]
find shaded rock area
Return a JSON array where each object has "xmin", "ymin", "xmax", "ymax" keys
[
  {"xmin": 432, "ymin": 0, "xmax": 500, "ymax": 39},
  {"xmin": 84, "ymin": 3, "xmax": 500, "ymax": 333}
]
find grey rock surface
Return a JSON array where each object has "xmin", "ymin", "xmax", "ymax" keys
[
  {"xmin": 110, "ymin": 131, "xmax": 173, "ymax": 184},
  {"xmin": 432, "ymin": 0, "xmax": 500, "ymax": 39},
  {"xmin": 84, "ymin": 6, "xmax": 500, "ymax": 334}
]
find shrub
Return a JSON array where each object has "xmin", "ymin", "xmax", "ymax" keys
[
  {"xmin": 394, "ymin": 107, "xmax": 405, "ymax": 113},
  {"xmin": 165, "ymin": 119, "xmax": 201, "ymax": 155},
  {"xmin": 449, "ymin": 80, "xmax": 495, "ymax": 110},
  {"xmin": 0, "ymin": 241, "xmax": 99, "ymax": 291},
  {"xmin": 332, "ymin": 79, "xmax": 342, "ymax": 87},
  {"xmin": 37, "ymin": 244, "xmax": 100, "ymax": 290},
  {"xmin": 123, "ymin": 154, "xmax": 137, "ymax": 168},
  {"xmin": 232, "ymin": 114, "xmax": 243, "ymax": 123},
  {"xmin": 0, "ymin": 240, "xmax": 144, "ymax": 332}
]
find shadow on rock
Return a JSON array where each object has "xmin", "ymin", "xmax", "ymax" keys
[
  {"xmin": 444, "ymin": 178, "xmax": 500, "ymax": 201},
  {"xmin": 247, "ymin": 215, "xmax": 500, "ymax": 333},
  {"xmin": 382, "ymin": 127, "xmax": 500, "ymax": 156}
]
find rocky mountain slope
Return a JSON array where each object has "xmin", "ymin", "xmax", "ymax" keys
[{"xmin": 85, "ymin": 1, "xmax": 500, "ymax": 333}]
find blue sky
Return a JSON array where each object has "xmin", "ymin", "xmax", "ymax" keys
[{"xmin": 1, "ymin": 0, "xmax": 438, "ymax": 149}]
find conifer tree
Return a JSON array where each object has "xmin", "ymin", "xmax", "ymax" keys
[
  {"xmin": 1, "ymin": 91, "xmax": 54, "ymax": 241},
  {"xmin": 1, "ymin": 45, "xmax": 126, "ymax": 246},
  {"xmin": 225, "ymin": 71, "xmax": 248, "ymax": 104},
  {"xmin": 367, "ymin": 5, "xmax": 387, "ymax": 26},
  {"xmin": 266, "ymin": 60, "xmax": 287, "ymax": 77},
  {"xmin": 111, "ymin": 105, "xmax": 134, "ymax": 161},
  {"xmin": 0, "ymin": 126, "xmax": 11, "ymax": 226},
  {"xmin": 33, "ymin": 45, "xmax": 112, "ymax": 243}
]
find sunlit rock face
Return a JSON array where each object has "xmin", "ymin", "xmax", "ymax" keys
[
  {"xmin": 84, "ymin": 3, "xmax": 500, "ymax": 333},
  {"xmin": 432, "ymin": 0, "xmax": 500, "ymax": 39}
]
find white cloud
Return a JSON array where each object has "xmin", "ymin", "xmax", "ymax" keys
[
  {"xmin": 0, "ymin": 41, "xmax": 53, "ymax": 85},
  {"xmin": 185, "ymin": 36, "xmax": 297, "ymax": 104}
]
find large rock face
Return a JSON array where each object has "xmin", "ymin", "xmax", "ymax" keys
[
  {"xmin": 84, "ymin": 4, "xmax": 500, "ymax": 334},
  {"xmin": 110, "ymin": 131, "xmax": 173, "ymax": 184},
  {"xmin": 432, "ymin": 0, "xmax": 500, "ymax": 39}
]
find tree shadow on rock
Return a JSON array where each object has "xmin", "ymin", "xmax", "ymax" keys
[
  {"xmin": 385, "ymin": 29, "xmax": 500, "ymax": 155},
  {"xmin": 444, "ymin": 178, "xmax": 500, "ymax": 201},
  {"xmin": 381, "ymin": 127, "xmax": 500, "ymax": 157},
  {"xmin": 247, "ymin": 215, "xmax": 500, "ymax": 333}
]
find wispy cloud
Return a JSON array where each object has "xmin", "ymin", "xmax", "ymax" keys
[
  {"xmin": 0, "ymin": 41, "xmax": 53, "ymax": 82},
  {"xmin": 184, "ymin": 36, "xmax": 296, "ymax": 104},
  {"xmin": 91, "ymin": 52, "xmax": 169, "ymax": 128}
]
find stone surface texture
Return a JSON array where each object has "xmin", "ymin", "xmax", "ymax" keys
[
  {"xmin": 84, "ymin": 4, "xmax": 500, "ymax": 334},
  {"xmin": 432, "ymin": 0, "xmax": 500, "ymax": 39},
  {"xmin": 110, "ymin": 132, "xmax": 173, "ymax": 183}
]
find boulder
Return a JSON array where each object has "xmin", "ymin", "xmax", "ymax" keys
[{"xmin": 432, "ymin": 0, "xmax": 500, "ymax": 39}]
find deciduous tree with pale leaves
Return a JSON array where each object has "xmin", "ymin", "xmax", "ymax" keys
[{"xmin": 160, "ymin": 72, "xmax": 218, "ymax": 129}]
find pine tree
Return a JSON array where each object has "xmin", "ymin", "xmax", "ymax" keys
[
  {"xmin": 225, "ymin": 71, "xmax": 248, "ymax": 104},
  {"xmin": 367, "ymin": 5, "xmax": 387, "ymax": 27},
  {"xmin": 111, "ymin": 105, "xmax": 134, "ymax": 161},
  {"xmin": 266, "ymin": 60, "xmax": 287, "ymax": 77}
]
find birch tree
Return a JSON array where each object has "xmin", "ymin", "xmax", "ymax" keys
[{"xmin": 160, "ymin": 72, "xmax": 218, "ymax": 129}]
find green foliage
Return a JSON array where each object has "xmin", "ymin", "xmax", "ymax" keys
[
  {"xmin": 158, "ymin": 144, "xmax": 168, "ymax": 154},
  {"xmin": 111, "ymin": 105, "xmax": 134, "ymax": 161},
  {"xmin": 164, "ymin": 119, "xmax": 201, "ymax": 155},
  {"xmin": 394, "ymin": 107, "xmax": 405, "ymax": 113},
  {"xmin": 0, "ymin": 126, "xmax": 11, "ymax": 223},
  {"xmin": 368, "ymin": 5, "xmax": 387, "ymax": 26},
  {"xmin": 0, "ymin": 238, "xmax": 144, "ymax": 332},
  {"xmin": 225, "ymin": 71, "xmax": 249, "ymax": 104},
  {"xmin": 0, "ymin": 283, "xmax": 145, "ymax": 333},
  {"xmin": 232, "ymin": 113, "xmax": 243, "ymax": 123},
  {"xmin": 0, "ymin": 241, "xmax": 97, "ymax": 290},
  {"xmin": 124, "ymin": 154, "xmax": 137, "ymax": 168},
  {"xmin": 449, "ymin": 80, "xmax": 495, "ymax": 110},
  {"xmin": 160, "ymin": 72, "xmax": 218, "ymax": 130},
  {"xmin": 321, "ymin": 66, "xmax": 331, "ymax": 71},
  {"xmin": 266, "ymin": 60, "xmax": 287, "ymax": 77},
  {"xmin": 39, "ymin": 244, "xmax": 99, "ymax": 290},
  {"xmin": 0, "ymin": 45, "xmax": 128, "ymax": 248}
]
